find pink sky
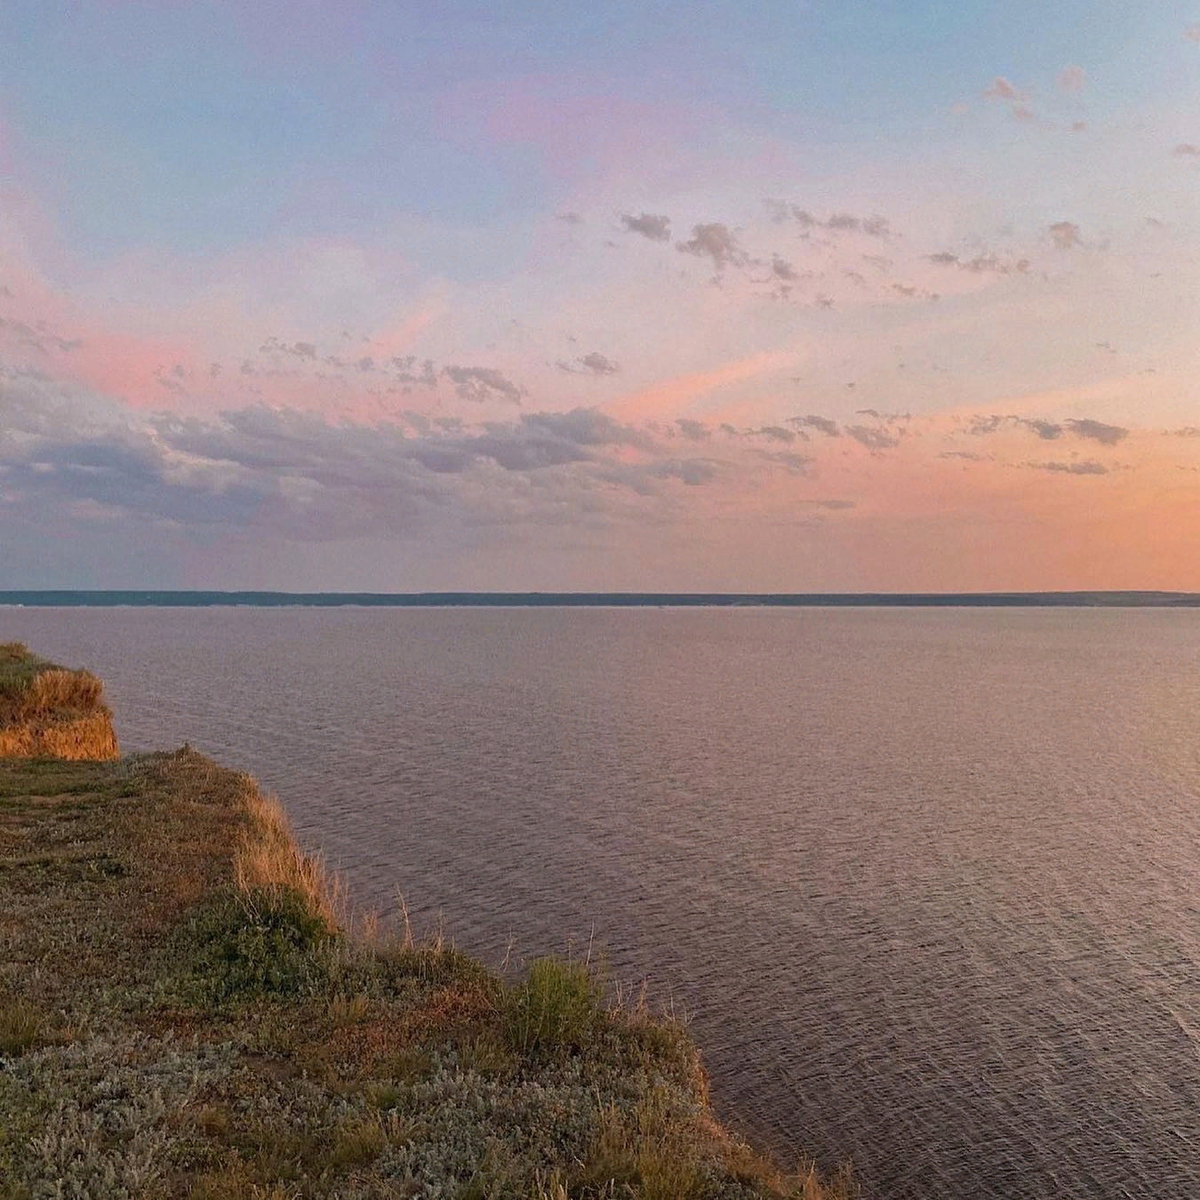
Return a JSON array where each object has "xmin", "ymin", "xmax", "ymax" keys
[{"xmin": 2, "ymin": 4, "xmax": 1198, "ymax": 589}]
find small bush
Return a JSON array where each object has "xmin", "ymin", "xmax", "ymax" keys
[{"xmin": 503, "ymin": 956, "xmax": 605, "ymax": 1056}]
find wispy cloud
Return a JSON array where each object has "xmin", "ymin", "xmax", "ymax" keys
[
  {"xmin": 1056, "ymin": 65, "xmax": 1086, "ymax": 92},
  {"xmin": 790, "ymin": 415, "xmax": 840, "ymax": 437},
  {"xmin": 556, "ymin": 352, "xmax": 620, "ymax": 375},
  {"xmin": 984, "ymin": 77, "xmax": 1023, "ymax": 101},
  {"xmin": 1027, "ymin": 459, "xmax": 1108, "ymax": 475},
  {"xmin": 1048, "ymin": 221, "xmax": 1082, "ymax": 249}
]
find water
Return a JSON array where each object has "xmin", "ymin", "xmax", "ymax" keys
[{"xmin": 4, "ymin": 606, "xmax": 1199, "ymax": 1198}]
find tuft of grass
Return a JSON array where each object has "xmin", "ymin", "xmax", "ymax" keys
[
  {"xmin": 0, "ymin": 997, "xmax": 44, "ymax": 1056},
  {"xmin": 503, "ymin": 955, "xmax": 606, "ymax": 1056}
]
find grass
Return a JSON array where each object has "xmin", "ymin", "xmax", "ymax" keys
[
  {"xmin": 0, "ymin": 642, "xmax": 118, "ymax": 759},
  {"xmin": 0, "ymin": 657, "xmax": 861, "ymax": 1198}
]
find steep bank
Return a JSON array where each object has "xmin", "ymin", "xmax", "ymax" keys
[
  {"xmin": 0, "ymin": 654, "xmax": 856, "ymax": 1198},
  {"xmin": 0, "ymin": 643, "xmax": 118, "ymax": 760}
]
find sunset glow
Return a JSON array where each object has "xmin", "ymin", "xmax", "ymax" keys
[{"xmin": 2, "ymin": 3, "xmax": 1198, "ymax": 589}]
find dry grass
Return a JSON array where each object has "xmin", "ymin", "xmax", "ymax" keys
[
  {"xmin": 0, "ymin": 643, "xmax": 117, "ymax": 760},
  {"xmin": 0, "ymin": 712, "xmax": 119, "ymax": 760},
  {"xmin": 233, "ymin": 785, "xmax": 346, "ymax": 931}
]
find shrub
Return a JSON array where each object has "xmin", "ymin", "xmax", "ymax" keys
[{"xmin": 503, "ymin": 956, "xmax": 605, "ymax": 1056}]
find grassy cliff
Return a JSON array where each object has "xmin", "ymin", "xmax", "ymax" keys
[
  {"xmin": 0, "ymin": 643, "xmax": 118, "ymax": 760},
  {"xmin": 0, "ymin": 652, "xmax": 857, "ymax": 1199}
]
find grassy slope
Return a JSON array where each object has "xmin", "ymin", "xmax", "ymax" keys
[{"xmin": 0, "ymin": 715, "xmax": 858, "ymax": 1198}]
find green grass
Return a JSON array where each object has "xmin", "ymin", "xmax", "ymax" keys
[
  {"xmin": 503, "ymin": 955, "xmax": 606, "ymax": 1057},
  {"xmin": 0, "ymin": 723, "xmax": 862, "ymax": 1198},
  {"xmin": 0, "ymin": 641, "xmax": 52, "ymax": 686}
]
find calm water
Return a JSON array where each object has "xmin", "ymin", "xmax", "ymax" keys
[{"xmin": 4, "ymin": 606, "xmax": 1200, "ymax": 1199}]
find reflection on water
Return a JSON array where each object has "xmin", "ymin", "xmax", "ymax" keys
[{"xmin": 4, "ymin": 606, "xmax": 1200, "ymax": 1199}]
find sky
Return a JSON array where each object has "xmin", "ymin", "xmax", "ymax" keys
[{"xmin": 1, "ymin": 2, "xmax": 1199, "ymax": 591}]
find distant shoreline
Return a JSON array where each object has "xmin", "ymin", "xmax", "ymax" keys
[{"xmin": 2, "ymin": 590, "xmax": 1199, "ymax": 608}]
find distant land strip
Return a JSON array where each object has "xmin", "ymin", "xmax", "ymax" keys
[{"xmin": 2, "ymin": 591, "xmax": 1200, "ymax": 608}]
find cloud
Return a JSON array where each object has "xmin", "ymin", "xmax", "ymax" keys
[
  {"xmin": 556, "ymin": 352, "xmax": 620, "ymax": 376},
  {"xmin": 1021, "ymin": 418, "xmax": 1064, "ymax": 440},
  {"xmin": 927, "ymin": 251, "xmax": 1030, "ymax": 275},
  {"xmin": 789, "ymin": 414, "xmax": 840, "ymax": 437},
  {"xmin": 770, "ymin": 255, "xmax": 800, "ymax": 281},
  {"xmin": 1173, "ymin": 143, "xmax": 1200, "ymax": 157},
  {"xmin": 675, "ymin": 418, "xmax": 710, "ymax": 441},
  {"xmin": 620, "ymin": 212, "xmax": 671, "ymax": 241},
  {"xmin": 1, "ymin": 379, "xmax": 719, "ymax": 550},
  {"xmin": 0, "ymin": 315, "xmax": 83, "ymax": 354},
  {"xmin": 763, "ymin": 199, "xmax": 816, "ymax": 226},
  {"xmin": 518, "ymin": 408, "xmax": 646, "ymax": 448},
  {"xmin": 647, "ymin": 458, "xmax": 719, "ymax": 486},
  {"xmin": 1064, "ymin": 418, "xmax": 1127, "ymax": 445},
  {"xmin": 1056, "ymin": 65, "xmax": 1086, "ymax": 92},
  {"xmin": 761, "ymin": 201, "xmax": 889, "ymax": 238},
  {"xmin": 967, "ymin": 415, "xmax": 1062, "ymax": 440},
  {"xmin": 754, "ymin": 450, "xmax": 812, "ymax": 474},
  {"xmin": 1048, "ymin": 221, "xmax": 1082, "ymax": 249},
  {"xmin": 845, "ymin": 424, "xmax": 900, "ymax": 450},
  {"xmin": 675, "ymin": 223, "xmax": 750, "ymax": 271},
  {"xmin": 1167, "ymin": 426, "xmax": 1200, "ymax": 437},
  {"xmin": 752, "ymin": 425, "xmax": 797, "ymax": 443},
  {"xmin": 1184, "ymin": 24, "xmax": 1200, "ymax": 41},
  {"xmin": 984, "ymin": 77, "xmax": 1023, "ymax": 101},
  {"xmin": 556, "ymin": 212, "xmax": 584, "ymax": 224},
  {"xmin": 1028, "ymin": 460, "xmax": 1108, "ymax": 475},
  {"xmin": 260, "ymin": 337, "xmax": 318, "ymax": 360},
  {"xmin": 441, "ymin": 365, "xmax": 524, "ymax": 403},
  {"xmin": 966, "ymin": 415, "xmax": 1123, "ymax": 444}
]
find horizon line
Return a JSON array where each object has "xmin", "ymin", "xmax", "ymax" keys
[{"xmin": 2, "ymin": 589, "xmax": 1199, "ymax": 609}]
